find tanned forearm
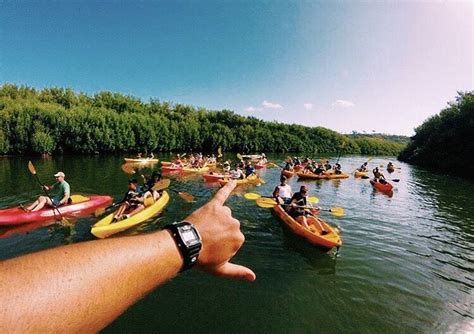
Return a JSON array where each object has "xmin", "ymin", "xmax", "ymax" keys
[{"xmin": 0, "ymin": 231, "xmax": 182, "ymax": 333}]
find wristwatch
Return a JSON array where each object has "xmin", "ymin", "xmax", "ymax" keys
[{"xmin": 164, "ymin": 221, "xmax": 202, "ymax": 271}]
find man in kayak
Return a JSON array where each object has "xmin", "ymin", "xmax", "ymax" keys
[
  {"xmin": 244, "ymin": 162, "xmax": 255, "ymax": 177},
  {"xmin": 287, "ymin": 186, "xmax": 328, "ymax": 234},
  {"xmin": 372, "ymin": 167, "xmax": 387, "ymax": 183},
  {"xmin": 230, "ymin": 165, "xmax": 245, "ymax": 180},
  {"xmin": 333, "ymin": 163, "xmax": 342, "ymax": 175},
  {"xmin": 272, "ymin": 176, "xmax": 292, "ymax": 205},
  {"xmin": 0, "ymin": 181, "xmax": 255, "ymax": 332},
  {"xmin": 22, "ymin": 172, "xmax": 70, "ymax": 212},
  {"xmin": 112, "ymin": 179, "xmax": 145, "ymax": 222}
]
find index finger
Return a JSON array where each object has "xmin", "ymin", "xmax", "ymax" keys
[{"xmin": 212, "ymin": 180, "xmax": 236, "ymax": 206}]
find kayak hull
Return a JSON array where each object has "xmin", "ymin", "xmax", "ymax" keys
[
  {"xmin": 124, "ymin": 158, "xmax": 159, "ymax": 163},
  {"xmin": 91, "ymin": 191, "xmax": 170, "ymax": 238},
  {"xmin": 370, "ymin": 180, "xmax": 393, "ymax": 192},
  {"xmin": 354, "ymin": 171, "xmax": 369, "ymax": 178},
  {"xmin": 203, "ymin": 173, "xmax": 229, "ymax": 182},
  {"xmin": 273, "ymin": 205, "xmax": 342, "ymax": 248},
  {"xmin": 218, "ymin": 175, "xmax": 263, "ymax": 186},
  {"xmin": 0, "ymin": 195, "xmax": 113, "ymax": 226},
  {"xmin": 297, "ymin": 172, "xmax": 349, "ymax": 180}
]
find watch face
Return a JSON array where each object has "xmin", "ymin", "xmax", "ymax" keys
[{"xmin": 181, "ymin": 228, "xmax": 199, "ymax": 245}]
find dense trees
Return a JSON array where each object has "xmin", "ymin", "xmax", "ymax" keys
[
  {"xmin": 0, "ymin": 84, "xmax": 405, "ymax": 155},
  {"xmin": 399, "ymin": 92, "xmax": 474, "ymax": 179}
]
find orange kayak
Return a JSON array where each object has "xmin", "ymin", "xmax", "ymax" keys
[
  {"xmin": 273, "ymin": 205, "xmax": 342, "ymax": 248},
  {"xmin": 281, "ymin": 170, "xmax": 295, "ymax": 178},
  {"xmin": 370, "ymin": 180, "xmax": 393, "ymax": 192}
]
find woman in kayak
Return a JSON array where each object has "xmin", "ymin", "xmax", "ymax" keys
[
  {"xmin": 22, "ymin": 172, "xmax": 70, "ymax": 212},
  {"xmin": 287, "ymin": 185, "xmax": 327, "ymax": 234},
  {"xmin": 358, "ymin": 162, "xmax": 368, "ymax": 172},
  {"xmin": 272, "ymin": 176, "xmax": 292, "ymax": 205},
  {"xmin": 112, "ymin": 179, "xmax": 145, "ymax": 223},
  {"xmin": 141, "ymin": 171, "xmax": 162, "ymax": 202}
]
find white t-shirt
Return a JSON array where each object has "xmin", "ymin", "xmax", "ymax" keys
[{"xmin": 276, "ymin": 184, "xmax": 292, "ymax": 198}]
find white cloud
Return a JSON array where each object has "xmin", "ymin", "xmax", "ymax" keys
[
  {"xmin": 244, "ymin": 106, "xmax": 262, "ymax": 112},
  {"xmin": 332, "ymin": 99, "xmax": 355, "ymax": 108},
  {"xmin": 262, "ymin": 100, "xmax": 283, "ymax": 109},
  {"xmin": 303, "ymin": 103, "xmax": 313, "ymax": 110}
]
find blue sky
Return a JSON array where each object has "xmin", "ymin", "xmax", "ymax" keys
[{"xmin": 1, "ymin": 1, "xmax": 472, "ymax": 135}]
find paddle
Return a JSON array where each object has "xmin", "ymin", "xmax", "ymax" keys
[
  {"xmin": 152, "ymin": 179, "xmax": 194, "ymax": 202},
  {"xmin": 27, "ymin": 161, "xmax": 68, "ymax": 223},
  {"xmin": 255, "ymin": 197, "xmax": 344, "ymax": 217},
  {"xmin": 121, "ymin": 163, "xmax": 136, "ymax": 175},
  {"xmin": 244, "ymin": 192, "xmax": 319, "ymax": 204},
  {"xmin": 217, "ymin": 146, "xmax": 223, "ymax": 158},
  {"xmin": 236, "ymin": 153, "xmax": 243, "ymax": 160}
]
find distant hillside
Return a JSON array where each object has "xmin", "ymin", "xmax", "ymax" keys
[
  {"xmin": 0, "ymin": 83, "xmax": 406, "ymax": 156},
  {"xmin": 398, "ymin": 92, "xmax": 474, "ymax": 179}
]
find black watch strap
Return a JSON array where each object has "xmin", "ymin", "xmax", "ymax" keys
[{"xmin": 164, "ymin": 221, "xmax": 202, "ymax": 272}]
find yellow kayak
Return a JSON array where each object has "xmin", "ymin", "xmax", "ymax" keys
[
  {"xmin": 218, "ymin": 174, "xmax": 264, "ymax": 186},
  {"xmin": 181, "ymin": 166, "xmax": 210, "ymax": 173},
  {"xmin": 354, "ymin": 170, "xmax": 369, "ymax": 178},
  {"xmin": 91, "ymin": 191, "xmax": 170, "ymax": 238}
]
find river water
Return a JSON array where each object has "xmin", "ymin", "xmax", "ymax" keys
[{"xmin": 0, "ymin": 154, "xmax": 472, "ymax": 333}]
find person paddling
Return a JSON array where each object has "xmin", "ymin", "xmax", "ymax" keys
[
  {"xmin": 287, "ymin": 185, "xmax": 327, "ymax": 234},
  {"xmin": 272, "ymin": 176, "xmax": 292, "ymax": 205},
  {"xmin": 22, "ymin": 172, "xmax": 70, "ymax": 212},
  {"xmin": 112, "ymin": 179, "xmax": 145, "ymax": 223},
  {"xmin": 372, "ymin": 167, "xmax": 387, "ymax": 183}
]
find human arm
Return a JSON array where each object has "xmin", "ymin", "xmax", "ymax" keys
[{"xmin": 0, "ymin": 181, "xmax": 254, "ymax": 332}]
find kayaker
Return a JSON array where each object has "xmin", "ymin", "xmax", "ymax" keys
[
  {"xmin": 283, "ymin": 160, "xmax": 294, "ymax": 171},
  {"xmin": 230, "ymin": 166, "xmax": 245, "ymax": 180},
  {"xmin": 288, "ymin": 186, "xmax": 328, "ymax": 234},
  {"xmin": 358, "ymin": 162, "xmax": 368, "ymax": 172},
  {"xmin": 372, "ymin": 167, "xmax": 387, "ymax": 183},
  {"xmin": 142, "ymin": 171, "xmax": 162, "ymax": 201},
  {"xmin": 22, "ymin": 172, "xmax": 71, "ymax": 212},
  {"xmin": 272, "ymin": 176, "xmax": 292, "ymax": 205},
  {"xmin": 324, "ymin": 160, "xmax": 332, "ymax": 171},
  {"xmin": 137, "ymin": 152, "xmax": 142, "ymax": 158},
  {"xmin": 147, "ymin": 152, "xmax": 154, "ymax": 159},
  {"xmin": 0, "ymin": 181, "xmax": 256, "ymax": 332},
  {"xmin": 112, "ymin": 179, "xmax": 145, "ymax": 223},
  {"xmin": 245, "ymin": 162, "xmax": 255, "ymax": 177},
  {"xmin": 223, "ymin": 161, "xmax": 231, "ymax": 173},
  {"xmin": 333, "ymin": 163, "xmax": 342, "ymax": 175}
]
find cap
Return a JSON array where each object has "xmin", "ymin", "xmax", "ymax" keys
[{"xmin": 54, "ymin": 172, "xmax": 65, "ymax": 178}]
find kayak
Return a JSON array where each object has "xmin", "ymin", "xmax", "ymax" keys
[
  {"xmin": 281, "ymin": 170, "xmax": 295, "ymax": 178},
  {"xmin": 273, "ymin": 204, "xmax": 342, "ymax": 249},
  {"xmin": 218, "ymin": 174, "xmax": 263, "ymax": 186},
  {"xmin": 91, "ymin": 191, "xmax": 170, "ymax": 238},
  {"xmin": 297, "ymin": 172, "xmax": 349, "ymax": 180},
  {"xmin": 203, "ymin": 173, "xmax": 229, "ymax": 182},
  {"xmin": 0, "ymin": 194, "xmax": 113, "ymax": 226},
  {"xmin": 354, "ymin": 170, "xmax": 369, "ymax": 178},
  {"xmin": 255, "ymin": 163, "xmax": 266, "ymax": 170},
  {"xmin": 161, "ymin": 165, "xmax": 183, "ymax": 171},
  {"xmin": 124, "ymin": 158, "xmax": 159, "ymax": 163},
  {"xmin": 241, "ymin": 154, "xmax": 261, "ymax": 160},
  {"xmin": 370, "ymin": 180, "xmax": 393, "ymax": 192},
  {"xmin": 182, "ymin": 166, "xmax": 209, "ymax": 173}
]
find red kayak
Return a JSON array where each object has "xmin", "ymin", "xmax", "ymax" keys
[
  {"xmin": 370, "ymin": 180, "xmax": 393, "ymax": 193},
  {"xmin": 255, "ymin": 164, "xmax": 266, "ymax": 170},
  {"xmin": 0, "ymin": 194, "xmax": 113, "ymax": 226},
  {"xmin": 203, "ymin": 173, "xmax": 229, "ymax": 182}
]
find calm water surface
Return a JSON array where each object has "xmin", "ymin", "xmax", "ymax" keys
[{"xmin": 0, "ymin": 154, "xmax": 472, "ymax": 333}]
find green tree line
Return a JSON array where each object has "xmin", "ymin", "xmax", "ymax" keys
[
  {"xmin": 398, "ymin": 92, "xmax": 474, "ymax": 179},
  {"xmin": 0, "ymin": 84, "xmax": 405, "ymax": 155}
]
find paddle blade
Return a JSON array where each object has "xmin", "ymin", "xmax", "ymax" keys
[
  {"xmin": 308, "ymin": 196, "xmax": 319, "ymax": 204},
  {"xmin": 178, "ymin": 191, "xmax": 194, "ymax": 202},
  {"xmin": 391, "ymin": 179, "xmax": 400, "ymax": 182},
  {"xmin": 244, "ymin": 192, "xmax": 262, "ymax": 200},
  {"xmin": 27, "ymin": 161, "xmax": 37, "ymax": 175},
  {"xmin": 152, "ymin": 179, "xmax": 171, "ymax": 191},
  {"xmin": 256, "ymin": 197, "xmax": 277, "ymax": 208},
  {"xmin": 330, "ymin": 207, "xmax": 345, "ymax": 217},
  {"xmin": 218, "ymin": 146, "xmax": 223, "ymax": 157},
  {"xmin": 121, "ymin": 163, "xmax": 136, "ymax": 175},
  {"xmin": 236, "ymin": 153, "xmax": 243, "ymax": 160}
]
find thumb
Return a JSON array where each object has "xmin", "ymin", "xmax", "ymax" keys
[{"xmin": 204, "ymin": 262, "xmax": 256, "ymax": 282}]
